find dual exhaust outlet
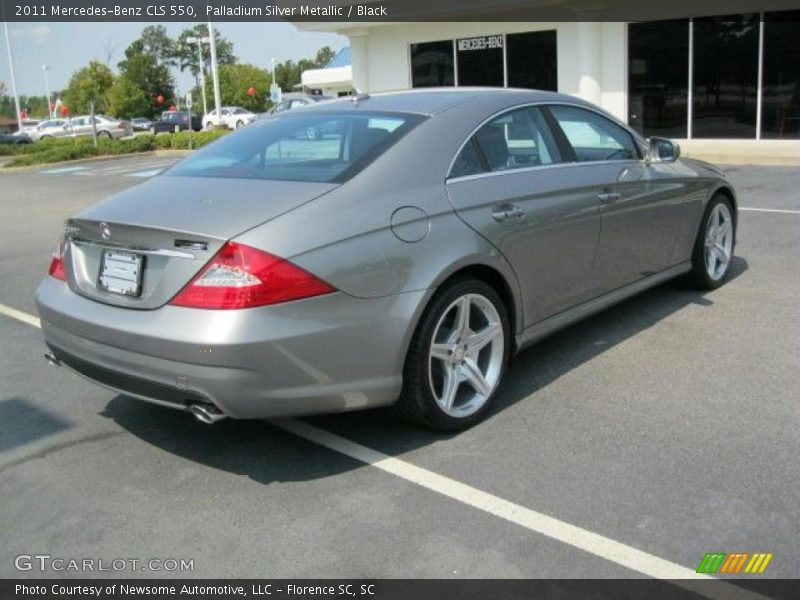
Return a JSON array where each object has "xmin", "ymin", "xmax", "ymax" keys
[{"xmin": 43, "ymin": 351, "xmax": 226, "ymax": 425}]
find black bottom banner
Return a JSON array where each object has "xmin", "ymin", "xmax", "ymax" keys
[{"xmin": 4, "ymin": 580, "xmax": 799, "ymax": 600}]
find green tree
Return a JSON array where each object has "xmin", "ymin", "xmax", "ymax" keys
[
  {"xmin": 175, "ymin": 24, "xmax": 236, "ymax": 78},
  {"xmin": 62, "ymin": 60, "xmax": 114, "ymax": 114},
  {"xmin": 107, "ymin": 75, "xmax": 149, "ymax": 119},
  {"xmin": 313, "ymin": 46, "xmax": 337, "ymax": 68},
  {"xmin": 204, "ymin": 63, "xmax": 271, "ymax": 113},
  {"xmin": 118, "ymin": 39, "xmax": 176, "ymax": 118},
  {"xmin": 140, "ymin": 25, "xmax": 176, "ymax": 67}
]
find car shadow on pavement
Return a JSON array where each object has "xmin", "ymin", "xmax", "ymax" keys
[{"xmin": 102, "ymin": 257, "xmax": 748, "ymax": 483}]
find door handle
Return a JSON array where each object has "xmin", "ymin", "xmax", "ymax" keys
[
  {"xmin": 492, "ymin": 205, "xmax": 526, "ymax": 222},
  {"xmin": 597, "ymin": 190, "xmax": 621, "ymax": 204}
]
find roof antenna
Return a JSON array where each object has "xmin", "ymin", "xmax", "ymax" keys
[{"xmin": 351, "ymin": 89, "xmax": 370, "ymax": 105}]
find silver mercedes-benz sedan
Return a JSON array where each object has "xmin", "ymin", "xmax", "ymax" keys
[{"xmin": 35, "ymin": 89, "xmax": 737, "ymax": 431}]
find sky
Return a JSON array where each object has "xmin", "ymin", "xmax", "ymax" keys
[{"xmin": 0, "ymin": 21, "xmax": 348, "ymax": 98}]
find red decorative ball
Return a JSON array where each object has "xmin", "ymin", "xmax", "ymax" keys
[
  {"xmin": 60, "ymin": 106, "xmax": 69, "ymax": 116},
  {"xmin": 169, "ymin": 105, "xmax": 177, "ymax": 112},
  {"xmin": 156, "ymin": 95, "xmax": 165, "ymax": 105},
  {"xmin": 247, "ymin": 86, "xmax": 257, "ymax": 97}
]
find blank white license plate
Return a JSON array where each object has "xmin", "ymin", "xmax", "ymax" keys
[{"xmin": 98, "ymin": 250, "xmax": 144, "ymax": 297}]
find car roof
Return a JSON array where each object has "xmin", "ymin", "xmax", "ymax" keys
[{"xmin": 296, "ymin": 87, "xmax": 571, "ymax": 116}]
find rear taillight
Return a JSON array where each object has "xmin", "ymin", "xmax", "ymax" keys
[
  {"xmin": 169, "ymin": 241, "xmax": 335, "ymax": 310},
  {"xmin": 118, "ymin": 122, "xmax": 126, "ymax": 129},
  {"xmin": 48, "ymin": 240, "xmax": 66, "ymax": 281}
]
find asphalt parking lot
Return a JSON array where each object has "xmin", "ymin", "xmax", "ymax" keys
[{"xmin": 0, "ymin": 155, "xmax": 797, "ymax": 587}]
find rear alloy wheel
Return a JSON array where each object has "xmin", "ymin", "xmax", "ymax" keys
[
  {"xmin": 395, "ymin": 278, "xmax": 509, "ymax": 431},
  {"xmin": 689, "ymin": 194, "xmax": 736, "ymax": 289},
  {"xmin": 205, "ymin": 122, "xmax": 214, "ymax": 131},
  {"xmin": 236, "ymin": 120, "xmax": 244, "ymax": 129},
  {"xmin": 100, "ymin": 131, "xmax": 112, "ymax": 139}
]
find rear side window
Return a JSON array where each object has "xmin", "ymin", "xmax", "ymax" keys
[
  {"xmin": 167, "ymin": 111, "xmax": 424, "ymax": 183},
  {"xmin": 548, "ymin": 105, "xmax": 640, "ymax": 162},
  {"xmin": 449, "ymin": 106, "xmax": 561, "ymax": 178}
]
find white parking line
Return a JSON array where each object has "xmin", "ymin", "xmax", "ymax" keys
[
  {"xmin": 0, "ymin": 303, "xmax": 41, "ymax": 328},
  {"xmin": 740, "ymin": 207, "xmax": 800, "ymax": 214},
  {"xmin": 0, "ymin": 302, "xmax": 770, "ymax": 599}
]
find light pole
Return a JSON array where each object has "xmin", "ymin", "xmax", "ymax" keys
[
  {"xmin": 2, "ymin": 17, "xmax": 23, "ymax": 132},
  {"xmin": 185, "ymin": 36, "xmax": 209, "ymax": 117},
  {"xmin": 207, "ymin": 22, "xmax": 222, "ymax": 127},
  {"xmin": 43, "ymin": 64, "xmax": 52, "ymax": 118}
]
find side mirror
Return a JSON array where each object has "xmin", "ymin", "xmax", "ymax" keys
[{"xmin": 647, "ymin": 137, "xmax": 680, "ymax": 163}]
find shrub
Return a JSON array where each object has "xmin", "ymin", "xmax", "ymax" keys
[{"xmin": 4, "ymin": 129, "xmax": 230, "ymax": 168}]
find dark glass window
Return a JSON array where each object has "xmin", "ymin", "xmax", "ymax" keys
[
  {"xmin": 449, "ymin": 139, "xmax": 484, "ymax": 178},
  {"xmin": 456, "ymin": 35, "xmax": 504, "ymax": 87},
  {"xmin": 410, "ymin": 41, "xmax": 455, "ymax": 88},
  {"xmin": 506, "ymin": 30, "xmax": 558, "ymax": 91},
  {"xmin": 548, "ymin": 105, "xmax": 640, "ymax": 162},
  {"xmin": 628, "ymin": 20, "xmax": 689, "ymax": 138},
  {"xmin": 692, "ymin": 15, "xmax": 759, "ymax": 139},
  {"xmin": 761, "ymin": 11, "xmax": 800, "ymax": 139}
]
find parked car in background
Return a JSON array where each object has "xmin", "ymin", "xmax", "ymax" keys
[
  {"xmin": 35, "ymin": 89, "xmax": 738, "ymax": 431},
  {"xmin": 70, "ymin": 115, "xmax": 130, "ymax": 139},
  {"xmin": 130, "ymin": 117, "xmax": 152, "ymax": 132},
  {"xmin": 28, "ymin": 119, "xmax": 73, "ymax": 142},
  {"xmin": 268, "ymin": 93, "xmax": 334, "ymax": 115},
  {"xmin": 149, "ymin": 111, "xmax": 202, "ymax": 134},
  {"xmin": 203, "ymin": 106, "xmax": 256, "ymax": 130},
  {"xmin": 0, "ymin": 132, "xmax": 32, "ymax": 144},
  {"xmin": 16, "ymin": 119, "xmax": 41, "ymax": 135}
]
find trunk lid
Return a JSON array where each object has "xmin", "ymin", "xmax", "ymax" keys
[{"xmin": 65, "ymin": 176, "xmax": 337, "ymax": 309}]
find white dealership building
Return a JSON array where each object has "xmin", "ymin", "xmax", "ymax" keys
[{"xmin": 296, "ymin": 0, "xmax": 800, "ymax": 162}]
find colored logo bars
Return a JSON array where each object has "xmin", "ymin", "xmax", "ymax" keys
[{"xmin": 696, "ymin": 552, "xmax": 773, "ymax": 574}]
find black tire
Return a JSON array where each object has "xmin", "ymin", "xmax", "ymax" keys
[
  {"xmin": 393, "ymin": 277, "xmax": 510, "ymax": 431},
  {"xmin": 99, "ymin": 131, "xmax": 112, "ymax": 139},
  {"xmin": 40, "ymin": 135, "xmax": 52, "ymax": 141},
  {"xmin": 688, "ymin": 193, "xmax": 736, "ymax": 290}
]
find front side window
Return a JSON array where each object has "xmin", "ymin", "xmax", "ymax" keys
[
  {"xmin": 449, "ymin": 106, "xmax": 561, "ymax": 178},
  {"xmin": 167, "ymin": 111, "xmax": 424, "ymax": 183},
  {"xmin": 548, "ymin": 105, "xmax": 640, "ymax": 162}
]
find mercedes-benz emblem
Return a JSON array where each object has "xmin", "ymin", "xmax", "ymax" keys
[{"xmin": 100, "ymin": 222, "xmax": 111, "ymax": 240}]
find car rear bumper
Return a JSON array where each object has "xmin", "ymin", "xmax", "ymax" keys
[{"xmin": 35, "ymin": 276, "xmax": 426, "ymax": 419}]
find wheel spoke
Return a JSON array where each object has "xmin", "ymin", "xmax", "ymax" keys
[
  {"xmin": 453, "ymin": 295, "xmax": 471, "ymax": 341},
  {"xmin": 461, "ymin": 358, "xmax": 491, "ymax": 397},
  {"xmin": 713, "ymin": 246, "xmax": 728, "ymax": 265},
  {"xmin": 706, "ymin": 249, "xmax": 717, "ymax": 274},
  {"xmin": 430, "ymin": 343, "xmax": 454, "ymax": 362},
  {"xmin": 466, "ymin": 322, "xmax": 502, "ymax": 353},
  {"xmin": 440, "ymin": 364, "xmax": 460, "ymax": 410},
  {"xmin": 717, "ymin": 220, "xmax": 731, "ymax": 239}
]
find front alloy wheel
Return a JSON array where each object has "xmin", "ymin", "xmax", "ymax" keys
[
  {"xmin": 689, "ymin": 193, "xmax": 736, "ymax": 290},
  {"xmin": 396, "ymin": 278, "xmax": 509, "ymax": 431},
  {"xmin": 704, "ymin": 202, "xmax": 734, "ymax": 281}
]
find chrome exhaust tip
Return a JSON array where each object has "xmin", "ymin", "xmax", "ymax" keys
[
  {"xmin": 188, "ymin": 403, "xmax": 226, "ymax": 424},
  {"xmin": 44, "ymin": 351, "xmax": 61, "ymax": 367}
]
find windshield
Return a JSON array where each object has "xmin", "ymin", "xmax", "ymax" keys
[{"xmin": 166, "ymin": 111, "xmax": 424, "ymax": 183}]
